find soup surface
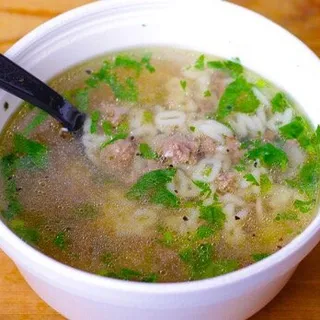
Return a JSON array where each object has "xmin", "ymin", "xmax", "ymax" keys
[{"xmin": 0, "ymin": 48, "xmax": 319, "ymax": 283}]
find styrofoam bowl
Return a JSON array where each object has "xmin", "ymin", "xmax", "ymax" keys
[{"xmin": 0, "ymin": 1, "xmax": 319, "ymax": 319}]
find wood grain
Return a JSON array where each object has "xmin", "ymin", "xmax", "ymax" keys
[{"xmin": 0, "ymin": 0, "xmax": 319, "ymax": 319}]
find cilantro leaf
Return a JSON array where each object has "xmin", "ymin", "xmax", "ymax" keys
[
  {"xmin": 179, "ymin": 243, "xmax": 213, "ymax": 279},
  {"xmin": 102, "ymin": 120, "xmax": 113, "ymax": 136},
  {"xmin": 126, "ymin": 169, "xmax": 180, "ymax": 208},
  {"xmin": 275, "ymin": 211, "xmax": 299, "ymax": 221},
  {"xmin": 244, "ymin": 173, "xmax": 259, "ymax": 186},
  {"xmin": 279, "ymin": 117, "xmax": 304, "ymax": 140},
  {"xmin": 216, "ymin": 77, "xmax": 260, "ymax": 120},
  {"xmin": 23, "ymin": 110, "xmax": 48, "ymax": 136},
  {"xmin": 271, "ymin": 92, "xmax": 291, "ymax": 113},
  {"xmin": 279, "ymin": 117, "xmax": 316, "ymax": 152},
  {"xmin": 180, "ymin": 80, "xmax": 187, "ymax": 91},
  {"xmin": 196, "ymin": 225, "xmax": 214, "ymax": 239},
  {"xmin": 194, "ymin": 54, "xmax": 205, "ymax": 70},
  {"xmin": 140, "ymin": 53, "xmax": 156, "ymax": 73},
  {"xmin": 75, "ymin": 89, "xmax": 89, "ymax": 111},
  {"xmin": 100, "ymin": 132, "xmax": 128, "ymax": 149},
  {"xmin": 10, "ymin": 220, "xmax": 39, "ymax": 245},
  {"xmin": 161, "ymin": 231, "xmax": 174, "ymax": 246},
  {"xmin": 99, "ymin": 268, "xmax": 157, "ymax": 282},
  {"xmin": 13, "ymin": 134, "xmax": 48, "ymax": 169},
  {"xmin": 294, "ymin": 199, "xmax": 315, "ymax": 213},
  {"xmin": 252, "ymin": 253, "xmax": 270, "ymax": 262},
  {"xmin": 260, "ymin": 174, "xmax": 272, "ymax": 194},
  {"xmin": 199, "ymin": 204, "xmax": 226, "ymax": 230},
  {"xmin": 203, "ymin": 260, "xmax": 238, "ymax": 278},
  {"xmin": 53, "ymin": 232, "xmax": 67, "ymax": 249},
  {"xmin": 0, "ymin": 154, "xmax": 23, "ymax": 220},
  {"xmin": 139, "ymin": 143, "xmax": 158, "ymax": 159},
  {"xmin": 287, "ymin": 161, "xmax": 320, "ymax": 197},
  {"xmin": 246, "ymin": 142, "xmax": 288, "ymax": 170},
  {"xmin": 142, "ymin": 110, "xmax": 153, "ymax": 124},
  {"xmin": 114, "ymin": 55, "xmax": 143, "ymax": 74},
  {"xmin": 90, "ymin": 110, "xmax": 100, "ymax": 134},
  {"xmin": 207, "ymin": 59, "xmax": 243, "ymax": 77},
  {"xmin": 192, "ymin": 180, "xmax": 212, "ymax": 197},
  {"xmin": 203, "ymin": 90, "xmax": 211, "ymax": 97}
]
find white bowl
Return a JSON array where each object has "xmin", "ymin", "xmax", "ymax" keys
[{"xmin": 0, "ymin": 1, "xmax": 320, "ymax": 319}]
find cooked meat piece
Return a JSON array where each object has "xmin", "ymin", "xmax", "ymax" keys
[
  {"xmin": 156, "ymin": 133, "xmax": 200, "ymax": 165},
  {"xmin": 226, "ymin": 136, "xmax": 244, "ymax": 164},
  {"xmin": 210, "ymin": 70, "xmax": 229, "ymax": 100},
  {"xmin": 100, "ymin": 103, "xmax": 128, "ymax": 126},
  {"xmin": 264, "ymin": 129, "xmax": 277, "ymax": 142},
  {"xmin": 99, "ymin": 139, "xmax": 136, "ymax": 176},
  {"xmin": 215, "ymin": 172, "xmax": 237, "ymax": 194},
  {"xmin": 199, "ymin": 135, "xmax": 217, "ymax": 155}
]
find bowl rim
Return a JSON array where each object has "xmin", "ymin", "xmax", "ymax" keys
[{"xmin": 0, "ymin": 0, "xmax": 320, "ymax": 294}]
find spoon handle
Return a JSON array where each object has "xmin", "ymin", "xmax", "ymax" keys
[{"xmin": 0, "ymin": 54, "xmax": 85, "ymax": 131}]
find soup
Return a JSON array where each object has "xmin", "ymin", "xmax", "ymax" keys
[{"xmin": 0, "ymin": 48, "xmax": 319, "ymax": 283}]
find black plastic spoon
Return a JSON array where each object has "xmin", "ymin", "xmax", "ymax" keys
[{"xmin": 0, "ymin": 54, "xmax": 86, "ymax": 132}]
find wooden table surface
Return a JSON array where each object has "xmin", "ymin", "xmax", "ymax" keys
[{"xmin": 0, "ymin": 0, "xmax": 319, "ymax": 319}]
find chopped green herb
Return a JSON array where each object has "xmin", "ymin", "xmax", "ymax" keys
[
  {"xmin": 244, "ymin": 173, "xmax": 259, "ymax": 186},
  {"xmin": 255, "ymin": 79, "xmax": 268, "ymax": 88},
  {"xmin": 11, "ymin": 220, "xmax": 40, "ymax": 245},
  {"xmin": 234, "ymin": 159, "xmax": 246, "ymax": 172},
  {"xmin": 102, "ymin": 120, "xmax": 113, "ymax": 136},
  {"xmin": 279, "ymin": 117, "xmax": 305, "ymax": 139},
  {"xmin": 216, "ymin": 77, "xmax": 260, "ymax": 120},
  {"xmin": 142, "ymin": 110, "xmax": 153, "ymax": 124},
  {"xmin": 294, "ymin": 199, "xmax": 315, "ymax": 213},
  {"xmin": 100, "ymin": 133, "xmax": 129, "ymax": 149},
  {"xmin": 287, "ymin": 161, "xmax": 320, "ymax": 197},
  {"xmin": 86, "ymin": 61, "xmax": 138, "ymax": 102},
  {"xmin": 196, "ymin": 225, "xmax": 214, "ymax": 239},
  {"xmin": 53, "ymin": 232, "xmax": 66, "ymax": 249},
  {"xmin": 199, "ymin": 204, "xmax": 226, "ymax": 231},
  {"xmin": 0, "ymin": 154, "xmax": 23, "ymax": 220},
  {"xmin": 180, "ymin": 80, "xmax": 187, "ymax": 91},
  {"xmin": 179, "ymin": 243, "xmax": 213, "ymax": 279},
  {"xmin": 207, "ymin": 59, "xmax": 243, "ymax": 77},
  {"xmin": 202, "ymin": 166, "xmax": 213, "ymax": 177},
  {"xmin": 234, "ymin": 164, "xmax": 245, "ymax": 172},
  {"xmin": 23, "ymin": 110, "xmax": 48, "ymax": 136},
  {"xmin": 246, "ymin": 142, "xmax": 288, "ymax": 170},
  {"xmin": 13, "ymin": 134, "xmax": 48, "ymax": 169},
  {"xmin": 252, "ymin": 253, "xmax": 270, "ymax": 262},
  {"xmin": 99, "ymin": 268, "xmax": 157, "ymax": 282},
  {"xmin": 194, "ymin": 54, "xmax": 205, "ymax": 70},
  {"xmin": 101, "ymin": 252, "xmax": 113, "ymax": 266},
  {"xmin": 75, "ymin": 89, "xmax": 89, "ymax": 111},
  {"xmin": 73, "ymin": 203, "xmax": 99, "ymax": 218},
  {"xmin": 139, "ymin": 143, "xmax": 158, "ymax": 160},
  {"xmin": 117, "ymin": 119, "xmax": 130, "ymax": 134},
  {"xmin": 127, "ymin": 168, "xmax": 180, "ymax": 208},
  {"xmin": 189, "ymin": 126, "xmax": 196, "ymax": 132},
  {"xmin": 85, "ymin": 54, "xmax": 154, "ymax": 102},
  {"xmin": 203, "ymin": 260, "xmax": 238, "ymax": 278},
  {"xmin": 271, "ymin": 92, "xmax": 291, "ymax": 113},
  {"xmin": 275, "ymin": 211, "xmax": 299, "ymax": 221},
  {"xmin": 162, "ymin": 231, "xmax": 174, "ymax": 246},
  {"xmin": 260, "ymin": 174, "xmax": 272, "ymax": 194},
  {"xmin": 140, "ymin": 53, "xmax": 156, "ymax": 73},
  {"xmin": 203, "ymin": 90, "xmax": 211, "ymax": 97},
  {"xmin": 90, "ymin": 110, "xmax": 100, "ymax": 134},
  {"xmin": 279, "ymin": 117, "xmax": 315, "ymax": 152},
  {"xmin": 192, "ymin": 180, "xmax": 212, "ymax": 198},
  {"xmin": 114, "ymin": 55, "xmax": 143, "ymax": 74}
]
